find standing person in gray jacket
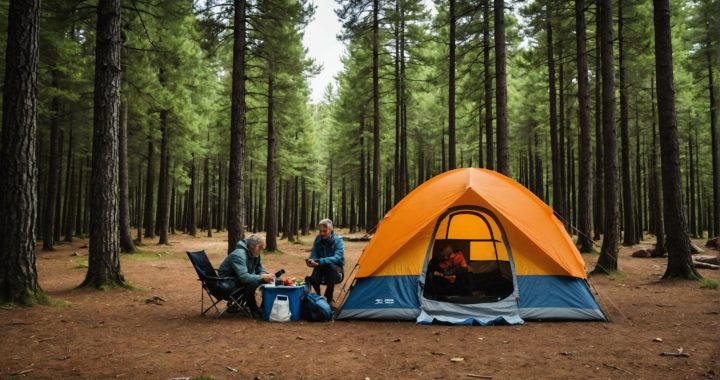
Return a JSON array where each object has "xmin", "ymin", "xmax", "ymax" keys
[
  {"xmin": 218, "ymin": 234, "xmax": 274, "ymax": 317},
  {"xmin": 306, "ymin": 219, "xmax": 344, "ymax": 306}
]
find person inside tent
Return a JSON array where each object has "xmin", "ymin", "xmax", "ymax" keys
[
  {"xmin": 217, "ymin": 234, "xmax": 274, "ymax": 318},
  {"xmin": 428, "ymin": 245, "xmax": 471, "ymax": 297},
  {"xmin": 306, "ymin": 218, "xmax": 345, "ymax": 306}
]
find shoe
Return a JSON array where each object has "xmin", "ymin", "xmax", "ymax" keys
[
  {"xmin": 249, "ymin": 307, "xmax": 263, "ymax": 319},
  {"xmin": 227, "ymin": 304, "xmax": 241, "ymax": 313}
]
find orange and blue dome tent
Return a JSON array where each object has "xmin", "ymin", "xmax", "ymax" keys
[{"xmin": 336, "ymin": 168, "xmax": 605, "ymax": 324}]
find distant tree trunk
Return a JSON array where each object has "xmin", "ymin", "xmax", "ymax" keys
[
  {"xmin": 81, "ymin": 0, "xmax": 125, "ymax": 288},
  {"xmin": 157, "ymin": 106, "xmax": 170, "ymax": 245},
  {"xmin": 75, "ymin": 158, "xmax": 84, "ymax": 236},
  {"xmin": 283, "ymin": 180, "xmax": 295, "ymax": 242},
  {"xmin": 653, "ymin": 0, "xmax": 699, "ymax": 279},
  {"xmin": 54, "ymin": 130, "xmax": 63, "ymax": 243},
  {"xmin": 688, "ymin": 131, "xmax": 697, "ymax": 238},
  {"xmin": 341, "ymin": 177, "xmax": 347, "ymax": 227},
  {"xmin": 448, "ymin": 0, "xmax": 457, "ymax": 170},
  {"xmin": 227, "ymin": 0, "xmax": 247, "ymax": 252},
  {"xmin": 483, "ymin": 0, "xmax": 494, "ymax": 170},
  {"xmin": 546, "ymin": 5, "xmax": 563, "ymax": 222},
  {"xmin": 618, "ymin": 0, "xmax": 636, "ymax": 246},
  {"xmin": 63, "ymin": 155, "xmax": 77, "ymax": 243},
  {"xmin": 169, "ymin": 176, "xmax": 176, "ymax": 235},
  {"xmin": 494, "ymin": 0, "xmax": 509, "ymax": 175},
  {"xmin": 595, "ymin": 0, "xmax": 620, "ymax": 274},
  {"xmin": 119, "ymin": 102, "xmax": 135, "ymax": 252},
  {"xmin": 576, "ymin": 0, "xmax": 594, "ymax": 252},
  {"xmin": 635, "ymin": 102, "xmax": 644, "ymax": 242},
  {"xmin": 301, "ymin": 177, "xmax": 308, "ymax": 235},
  {"xmin": 143, "ymin": 140, "xmax": 154, "ymax": 238},
  {"xmin": 136, "ymin": 163, "xmax": 143, "ymax": 243},
  {"xmin": 358, "ymin": 118, "xmax": 366, "ymax": 232},
  {"xmin": 188, "ymin": 156, "xmax": 197, "ymax": 237},
  {"xmin": 216, "ymin": 161, "xmax": 223, "ymax": 232},
  {"xmin": 0, "ymin": 0, "xmax": 42, "ymax": 304},
  {"xmin": 265, "ymin": 73, "xmax": 278, "ymax": 251},
  {"xmin": 43, "ymin": 70, "xmax": 62, "ymax": 251},
  {"xmin": 204, "ymin": 155, "xmax": 212, "ymax": 237},
  {"xmin": 394, "ymin": 0, "xmax": 401, "ymax": 202},
  {"xmin": 371, "ymin": 0, "xmax": 381, "ymax": 228},
  {"xmin": 650, "ymin": 78, "xmax": 667, "ymax": 257},
  {"xmin": 328, "ymin": 161, "xmax": 334, "ymax": 221},
  {"xmin": 706, "ymin": 12, "xmax": 719, "ymax": 237},
  {"xmin": 593, "ymin": 1, "xmax": 604, "ymax": 240}
]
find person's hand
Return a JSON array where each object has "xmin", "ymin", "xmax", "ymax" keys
[
  {"xmin": 433, "ymin": 271, "xmax": 442, "ymax": 277},
  {"xmin": 307, "ymin": 259, "xmax": 319, "ymax": 268},
  {"xmin": 261, "ymin": 274, "xmax": 274, "ymax": 283}
]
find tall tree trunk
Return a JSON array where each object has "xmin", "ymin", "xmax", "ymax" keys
[
  {"xmin": 227, "ymin": 0, "xmax": 247, "ymax": 252},
  {"xmin": 62, "ymin": 126, "xmax": 74, "ymax": 240},
  {"xmin": 136, "ymin": 163, "xmax": 143, "ymax": 243},
  {"xmin": 706, "ymin": 12, "xmax": 719, "ymax": 237},
  {"xmin": 81, "ymin": 0, "xmax": 125, "ymax": 288},
  {"xmin": 652, "ymin": 0, "xmax": 699, "ymax": 279},
  {"xmin": 593, "ymin": 0, "xmax": 604, "ymax": 240},
  {"xmin": 483, "ymin": 0, "xmax": 494, "ymax": 170},
  {"xmin": 358, "ymin": 117, "xmax": 366, "ymax": 232},
  {"xmin": 0, "ymin": 0, "xmax": 42, "ymax": 304},
  {"xmin": 301, "ymin": 177, "xmax": 308, "ymax": 235},
  {"xmin": 595, "ymin": 0, "xmax": 620, "ymax": 274},
  {"xmin": 394, "ymin": 0, "xmax": 401, "ymax": 202},
  {"xmin": 283, "ymin": 180, "xmax": 295, "ymax": 242},
  {"xmin": 119, "ymin": 102, "xmax": 135, "ymax": 252},
  {"xmin": 63, "ymin": 156, "xmax": 77, "ymax": 243},
  {"xmin": 265, "ymin": 73, "xmax": 278, "ymax": 251},
  {"xmin": 43, "ymin": 70, "xmax": 62, "ymax": 251},
  {"xmin": 576, "ymin": 0, "xmax": 594, "ymax": 252},
  {"xmin": 188, "ymin": 156, "xmax": 197, "ymax": 237},
  {"xmin": 371, "ymin": 0, "xmax": 381, "ymax": 229},
  {"xmin": 546, "ymin": 5, "xmax": 563, "ymax": 222},
  {"xmin": 618, "ymin": 0, "xmax": 636, "ymax": 246},
  {"xmin": 157, "ymin": 106, "xmax": 170, "ymax": 244},
  {"xmin": 328, "ymin": 160, "xmax": 334, "ymax": 221},
  {"xmin": 54, "ymin": 130, "xmax": 63, "ymax": 243},
  {"xmin": 448, "ymin": 0, "xmax": 457, "ymax": 170},
  {"xmin": 203, "ymin": 149, "xmax": 211, "ymax": 237},
  {"xmin": 635, "ymin": 102, "xmax": 644, "ymax": 242},
  {"xmin": 650, "ymin": 75, "xmax": 666, "ymax": 256},
  {"xmin": 75, "ymin": 157, "xmax": 84, "ymax": 236},
  {"xmin": 143, "ymin": 140, "xmax": 154, "ymax": 238},
  {"xmin": 494, "ymin": 0, "xmax": 508, "ymax": 175}
]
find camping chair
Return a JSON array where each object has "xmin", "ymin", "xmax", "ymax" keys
[{"xmin": 186, "ymin": 250, "xmax": 254, "ymax": 319}]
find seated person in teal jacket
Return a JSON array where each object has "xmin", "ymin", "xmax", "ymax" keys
[
  {"xmin": 306, "ymin": 219, "xmax": 344, "ymax": 306},
  {"xmin": 218, "ymin": 234, "xmax": 274, "ymax": 317}
]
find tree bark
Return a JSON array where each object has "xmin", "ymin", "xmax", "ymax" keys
[
  {"xmin": 119, "ymin": 102, "xmax": 135, "ymax": 252},
  {"xmin": 576, "ymin": 0, "xmax": 594, "ymax": 252},
  {"xmin": 619, "ymin": 0, "xmax": 636, "ymax": 246},
  {"xmin": 494, "ymin": 0, "xmax": 509, "ymax": 175},
  {"xmin": 593, "ymin": 0, "xmax": 604, "ymax": 240},
  {"xmin": 650, "ymin": 75, "xmax": 666, "ymax": 256},
  {"xmin": 81, "ymin": 0, "xmax": 125, "ymax": 288},
  {"xmin": 43, "ymin": 70, "xmax": 62, "ymax": 251},
  {"xmin": 652, "ymin": 0, "xmax": 700, "ymax": 279},
  {"xmin": 448, "ymin": 0, "xmax": 457, "ymax": 170},
  {"xmin": 143, "ymin": 140, "xmax": 154, "ymax": 238},
  {"xmin": 0, "ymin": 0, "xmax": 42, "ymax": 304},
  {"xmin": 595, "ymin": 0, "xmax": 620, "ymax": 274},
  {"xmin": 371, "ymin": 0, "xmax": 381, "ymax": 228},
  {"xmin": 157, "ymin": 108, "xmax": 170, "ymax": 244},
  {"xmin": 483, "ymin": 0, "xmax": 494, "ymax": 170},
  {"xmin": 546, "ymin": 4, "xmax": 563, "ymax": 222},
  {"xmin": 706, "ymin": 11, "xmax": 720, "ymax": 237},
  {"xmin": 265, "ymin": 73, "xmax": 278, "ymax": 251},
  {"xmin": 227, "ymin": 0, "xmax": 247, "ymax": 252}
]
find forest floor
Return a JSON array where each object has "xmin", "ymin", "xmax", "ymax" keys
[{"xmin": 0, "ymin": 231, "xmax": 718, "ymax": 379}]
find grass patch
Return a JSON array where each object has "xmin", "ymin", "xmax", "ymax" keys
[
  {"xmin": 122, "ymin": 249, "xmax": 177, "ymax": 261},
  {"xmin": 700, "ymin": 278, "xmax": 718, "ymax": 289},
  {"xmin": 1, "ymin": 291, "xmax": 65, "ymax": 307},
  {"xmin": 607, "ymin": 271, "xmax": 628, "ymax": 281},
  {"xmin": 74, "ymin": 258, "xmax": 89, "ymax": 269},
  {"xmin": 191, "ymin": 376, "xmax": 222, "ymax": 380}
]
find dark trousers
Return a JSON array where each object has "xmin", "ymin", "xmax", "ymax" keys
[
  {"xmin": 232, "ymin": 281, "xmax": 260, "ymax": 311},
  {"xmin": 309, "ymin": 264, "xmax": 340, "ymax": 303}
]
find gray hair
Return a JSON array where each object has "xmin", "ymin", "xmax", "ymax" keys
[
  {"xmin": 245, "ymin": 234, "xmax": 265, "ymax": 249},
  {"xmin": 318, "ymin": 218, "xmax": 334, "ymax": 229}
]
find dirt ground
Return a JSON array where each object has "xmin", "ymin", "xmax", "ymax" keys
[{"xmin": 1, "ymin": 230, "xmax": 718, "ymax": 380}]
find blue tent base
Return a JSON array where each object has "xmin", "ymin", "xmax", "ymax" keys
[{"xmin": 336, "ymin": 274, "xmax": 606, "ymax": 322}]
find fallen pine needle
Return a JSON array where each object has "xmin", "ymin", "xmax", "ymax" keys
[
  {"xmin": 11, "ymin": 369, "xmax": 34, "ymax": 376},
  {"xmin": 603, "ymin": 363, "xmax": 635, "ymax": 375},
  {"xmin": 467, "ymin": 374, "xmax": 492, "ymax": 379}
]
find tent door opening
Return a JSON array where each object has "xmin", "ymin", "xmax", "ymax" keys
[{"xmin": 422, "ymin": 208, "xmax": 516, "ymax": 305}]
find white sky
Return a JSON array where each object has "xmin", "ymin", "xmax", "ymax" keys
[{"xmin": 303, "ymin": 0, "xmax": 436, "ymax": 104}]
